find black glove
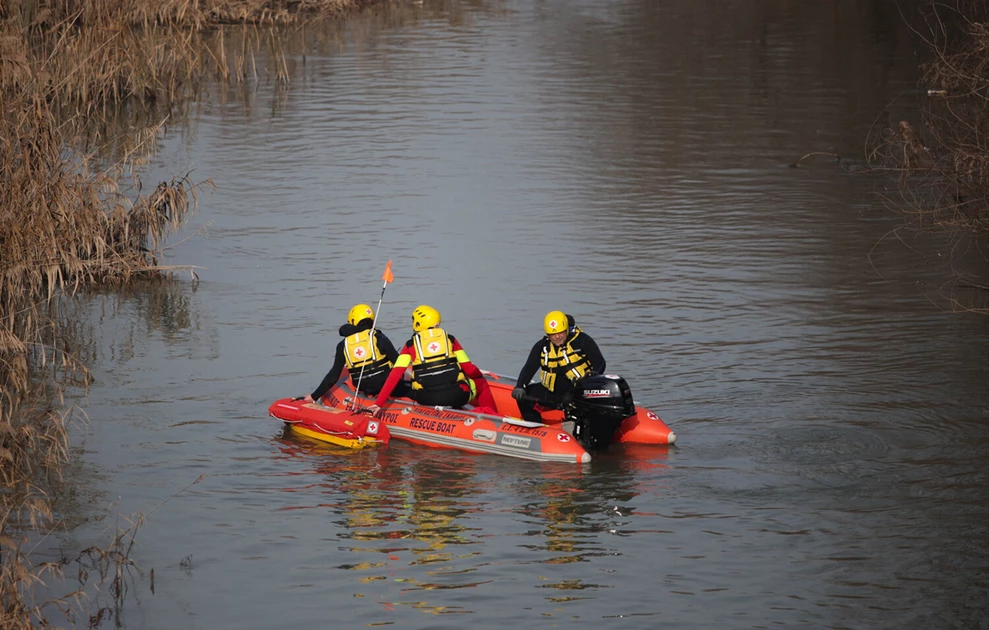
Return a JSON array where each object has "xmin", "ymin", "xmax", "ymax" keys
[{"xmin": 511, "ymin": 387, "xmax": 526, "ymax": 401}]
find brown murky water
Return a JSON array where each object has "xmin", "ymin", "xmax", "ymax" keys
[{"xmin": 52, "ymin": 1, "xmax": 989, "ymax": 628}]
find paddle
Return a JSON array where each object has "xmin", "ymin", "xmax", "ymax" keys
[{"xmin": 351, "ymin": 260, "xmax": 394, "ymax": 410}]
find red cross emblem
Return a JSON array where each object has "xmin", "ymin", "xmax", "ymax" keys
[
  {"xmin": 354, "ymin": 347, "xmax": 365, "ymax": 358},
  {"xmin": 557, "ymin": 433, "xmax": 571, "ymax": 442},
  {"xmin": 428, "ymin": 342, "xmax": 440, "ymax": 353}
]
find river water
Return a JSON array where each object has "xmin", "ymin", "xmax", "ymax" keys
[{"xmin": 51, "ymin": 1, "xmax": 989, "ymax": 628}]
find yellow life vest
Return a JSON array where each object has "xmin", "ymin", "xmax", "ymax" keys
[
  {"xmin": 539, "ymin": 328, "xmax": 591, "ymax": 392},
  {"xmin": 410, "ymin": 327, "xmax": 467, "ymax": 392},
  {"xmin": 343, "ymin": 330, "xmax": 390, "ymax": 381}
]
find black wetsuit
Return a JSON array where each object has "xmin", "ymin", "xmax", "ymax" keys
[
  {"xmin": 514, "ymin": 332, "xmax": 606, "ymax": 423},
  {"xmin": 310, "ymin": 320, "xmax": 405, "ymax": 400}
]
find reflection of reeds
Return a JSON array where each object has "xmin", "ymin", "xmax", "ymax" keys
[{"xmin": 1, "ymin": 0, "xmax": 377, "ymax": 625}]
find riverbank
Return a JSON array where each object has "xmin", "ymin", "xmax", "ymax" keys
[
  {"xmin": 867, "ymin": 0, "xmax": 989, "ymax": 312},
  {"xmin": 0, "ymin": 1, "xmax": 386, "ymax": 626}
]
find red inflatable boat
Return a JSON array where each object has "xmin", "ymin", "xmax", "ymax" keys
[{"xmin": 269, "ymin": 368, "xmax": 676, "ymax": 462}]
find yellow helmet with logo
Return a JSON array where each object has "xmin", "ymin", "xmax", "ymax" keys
[
  {"xmin": 544, "ymin": 310, "xmax": 568, "ymax": 335},
  {"xmin": 412, "ymin": 305, "xmax": 441, "ymax": 332},
  {"xmin": 347, "ymin": 303, "xmax": 375, "ymax": 326}
]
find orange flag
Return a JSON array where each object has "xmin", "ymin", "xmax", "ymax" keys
[{"xmin": 382, "ymin": 260, "xmax": 394, "ymax": 284}]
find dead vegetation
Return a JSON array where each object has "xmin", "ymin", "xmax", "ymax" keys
[
  {"xmin": 1, "ymin": 0, "xmax": 380, "ymax": 626},
  {"xmin": 869, "ymin": 1, "xmax": 989, "ymax": 234},
  {"xmin": 866, "ymin": 0, "xmax": 989, "ymax": 312}
]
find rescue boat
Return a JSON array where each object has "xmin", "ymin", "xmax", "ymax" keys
[
  {"xmin": 269, "ymin": 368, "xmax": 676, "ymax": 462},
  {"xmin": 267, "ymin": 399, "xmax": 391, "ymax": 449}
]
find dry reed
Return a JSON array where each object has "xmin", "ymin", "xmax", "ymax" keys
[{"xmin": 2, "ymin": 0, "xmax": 380, "ymax": 626}]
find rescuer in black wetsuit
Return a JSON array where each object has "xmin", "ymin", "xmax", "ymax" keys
[
  {"xmin": 511, "ymin": 311, "xmax": 606, "ymax": 423},
  {"xmin": 303, "ymin": 303, "xmax": 408, "ymax": 403}
]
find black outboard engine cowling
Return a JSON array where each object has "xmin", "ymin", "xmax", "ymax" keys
[{"xmin": 564, "ymin": 374, "xmax": 635, "ymax": 451}]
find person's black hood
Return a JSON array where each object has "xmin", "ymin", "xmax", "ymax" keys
[{"xmin": 339, "ymin": 318, "xmax": 374, "ymax": 337}]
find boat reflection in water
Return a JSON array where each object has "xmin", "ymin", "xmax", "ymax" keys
[{"xmin": 270, "ymin": 430, "xmax": 671, "ymax": 614}]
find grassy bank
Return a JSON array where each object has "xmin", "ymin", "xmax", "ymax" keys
[
  {"xmin": 867, "ymin": 0, "xmax": 989, "ymax": 311},
  {"xmin": 1, "ymin": 0, "xmax": 381, "ymax": 626}
]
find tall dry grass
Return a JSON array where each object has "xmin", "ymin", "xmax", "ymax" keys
[{"xmin": 2, "ymin": 0, "xmax": 380, "ymax": 626}]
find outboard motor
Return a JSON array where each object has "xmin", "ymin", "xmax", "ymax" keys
[{"xmin": 564, "ymin": 374, "xmax": 635, "ymax": 451}]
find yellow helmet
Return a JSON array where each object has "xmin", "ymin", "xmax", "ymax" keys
[
  {"xmin": 544, "ymin": 310, "xmax": 568, "ymax": 335},
  {"xmin": 412, "ymin": 304, "xmax": 441, "ymax": 332},
  {"xmin": 347, "ymin": 303, "xmax": 375, "ymax": 326}
]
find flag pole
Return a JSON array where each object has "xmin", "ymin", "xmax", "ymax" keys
[{"xmin": 352, "ymin": 261, "xmax": 394, "ymax": 410}]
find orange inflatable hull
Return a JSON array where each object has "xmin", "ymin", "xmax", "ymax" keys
[{"xmin": 268, "ymin": 399, "xmax": 390, "ymax": 449}]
